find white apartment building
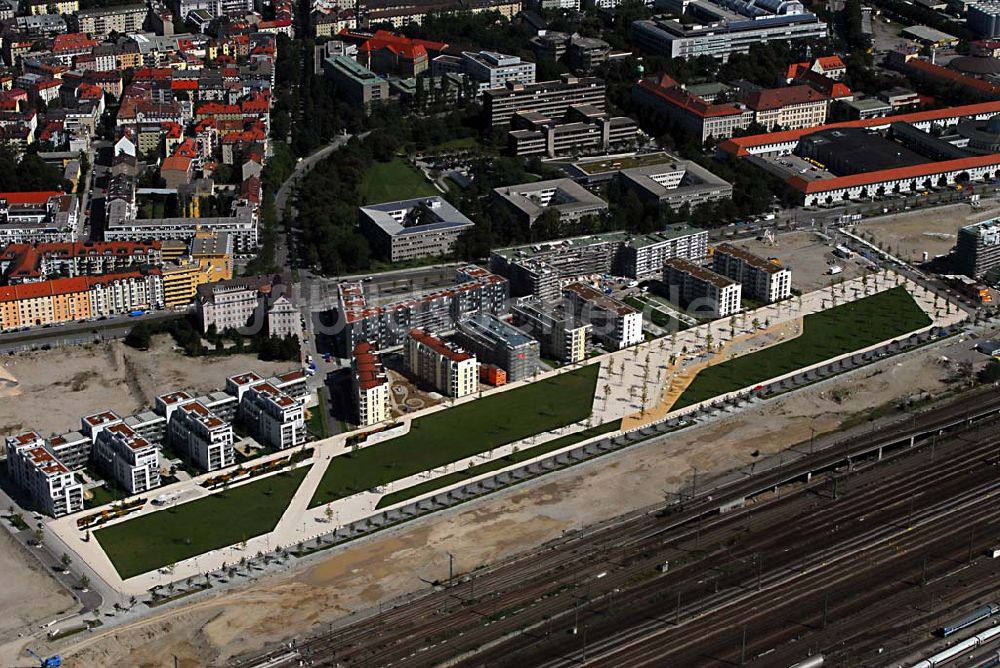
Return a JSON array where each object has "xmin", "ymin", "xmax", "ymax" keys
[
  {"xmin": 405, "ymin": 328, "xmax": 480, "ymax": 398},
  {"xmin": 238, "ymin": 381, "xmax": 307, "ymax": 450},
  {"xmin": 352, "ymin": 342, "xmax": 391, "ymax": 427},
  {"xmin": 663, "ymin": 257, "xmax": 742, "ymax": 319},
  {"xmin": 88, "ymin": 270, "xmax": 165, "ymax": 316},
  {"xmin": 92, "ymin": 422, "xmax": 161, "ymax": 495},
  {"xmin": 168, "ymin": 400, "xmax": 235, "ymax": 472},
  {"xmin": 5, "ymin": 432, "xmax": 83, "ymax": 517},
  {"xmin": 562, "ymin": 283, "xmax": 643, "ymax": 350},
  {"xmin": 712, "ymin": 243, "xmax": 792, "ymax": 304}
]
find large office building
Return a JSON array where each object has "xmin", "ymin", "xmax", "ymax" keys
[
  {"xmin": 630, "ymin": 0, "xmax": 827, "ymax": 62},
  {"xmin": 351, "ymin": 342, "xmax": 391, "ymax": 426},
  {"xmin": 336, "ymin": 265, "xmax": 508, "ymax": 353},
  {"xmin": 562, "ymin": 282, "xmax": 642, "ymax": 350},
  {"xmin": 507, "ymin": 105, "xmax": 638, "ymax": 157},
  {"xmin": 431, "ymin": 50, "xmax": 535, "ymax": 95},
  {"xmin": 483, "ymin": 75, "xmax": 606, "ymax": 126},
  {"xmin": 956, "ymin": 218, "xmax": 1000, "ymax": 278},
  {"xmin": 663, "ymin": 257, "xmax": 742, "ymax": 318},
  {"xmin": 493, "ymin": 179, "xmax": 608, "ymax": 226},
  {"xmin": 168, "ymin": 400, "xmax": 235, "ymax": 472},
  {"xmin": 92, "ymin": 421, "xmax": 161, "ymax": 495},
  {"xmin": 454, "ymin": 314, "xmax": 539, "ymax": 381},
  {"xmin": 511, "ymin": 299, "xmax": 590, "ymax": 363},
  {"xmin": 5, "ymin": 432, "xmax": 83, "ymax": 517},
  {"xmin": 405, "ymin": 328, "xmax": 480, "ymax": 397},
  {"xmin": 490, "ymin": 225, "xmax": 709, "ymax": 300},
  {"xmin": 359, "ymin": 197, "xmax": 475, "ymax": 263},
  {"xmin": 616, "ymin": 159, "xmax": 733, "ymax": 210},
  {"xmin": 321, "ymin": 55, "xmax": 389, "ymax": 109},
  {"xmin": 712, "ymin": 243, "xmax": 791, "ymax": 303}
]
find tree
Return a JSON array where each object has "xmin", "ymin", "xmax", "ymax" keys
[
  {"xmin": 79, "ymin": 575, "xmax": 90, "ymax": 590},
  {"xmin": 32, "ymin": 528, "xmax": 44, "ymax": 546},
  {"xmin": 124, "ymin": 322, "xmax": 153, "ymax": 350},
  {"xmin": 60, "ymin": 552, "xmax": 72, "ymax": 571}
]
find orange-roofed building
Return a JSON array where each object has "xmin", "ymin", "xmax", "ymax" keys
[
  {"xmin": 351, "ymin": 341, "xmax": 391, "ymax": 426},
  {"xmin": 161, "ymin": 155, "xmax": 193, "ymax": 188},
  {"xmin": 404, "ymin": 327, "xmax": 479, "ymax": 398}
]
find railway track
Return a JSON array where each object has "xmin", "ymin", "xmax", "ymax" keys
[{"xmin": 237, "ymin": 389, "xmax": 1000, "ymax": 668}]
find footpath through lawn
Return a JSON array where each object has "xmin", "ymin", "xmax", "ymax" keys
[
  {"xmin": 673, "ymin": 287, "xmax": 931, "ymax": 409},
  {"xmin": 310, "ymin": 365, "xmax": 601, "ymax": 508},
  {"xmin": 95, "ymin": 466, "xmax": 310, "ymax": 579},
  {"xmin": 375, "ymin": 419, "xmax": 621, "ymax": 509}
]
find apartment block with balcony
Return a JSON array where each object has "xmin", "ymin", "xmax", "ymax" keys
[
  {"xmin": 92, "ymin": 422, "xmax": 161, "ymax": 495},
  {"xmin": 663, "ymin": 257, "xmax": 742, "ymax": 319},
  {"xmin": 562, "ymin": 282, "xmax": 642, "ymax": 350},
  {"xmin": 5, "ymin": 432, "xmax": 83, "ymax": 517},
  {"xmin": 352, "ymin": 342, "xmax": 391, "ymax": 426},
  {"xmin": 168, "ymin": 400, "xmax": 235, "ymax": 471},
  {"xmin": 511, "ymin": 299, "xmax": 590, "ymax": 363},
  {"xmin": 405, "ymin": 328, "xmax": 479, "ymax": 397},
  {"xmin": 712, "ymin": 243, "xmax": 791, "ymax": 303},
  {"xmin": 238, "ymin": 381, "xmax": 307, "ymax": 450}
]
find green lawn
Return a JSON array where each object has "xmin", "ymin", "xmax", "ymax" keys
[
  {"xmin": 375, "ymin": 420, "xmax": 621, "ymax": 509},
  {"xmin": 673, "ymin": 287, "xmax": 930, "ymax": 409},
  {"xmin": 360, "ymin": 158, "xmax": 436, "ymax": 203},
  {"xmin": 84, "ymin": 484, "xmax": 125, "ymax": 509},
  {"xmin": 310, "ymin": 365, "xmax": 601, "ymax": 508},
  {"xmin": 95, "ymin": 467, "xmax": 310, "ymax": 579},
  {"xmin": 626, "ymin": 296, "xmax": 684, "ymax": 331}
]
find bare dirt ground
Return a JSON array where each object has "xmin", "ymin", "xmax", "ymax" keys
[
  {"xmin": 0, "ymin": 529, "xmax": 75, "ymax": 644},
  {"xmin": 734, "ymin": 230, "xmax": 865, "ymax": 292},
  {"xmin": 0, "ymin": 335, "xmax": 294, "ymax": 437},
  {"xmin": 857, "ymin": 200, "xmax": 1000, "ymax": 264},
  {"xmin": 52, "ymin": 345, "xmax": 962, "ymax": 668}
]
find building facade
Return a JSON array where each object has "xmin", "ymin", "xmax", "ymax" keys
[
  {"xmin": 663, "ymin": 257, "xmax": 742, "ymax": 318},
  {"xmin": 712, "ymin": 243, "xmax": 792, "ymax": 303},
  {"xmin": 562, "ymin": 282, "xmax": 642, "ymax": 350},
  {"xmin": 358, "ymin": 197, "xmax": 475, "ymax": 262},
  {"xmin": 5, "ymin": 432, "xmax": 83, "ymax": 517},
  {"xmin": 511, "ymin": 299, "xmax": 590, "ymax": 363},
  {"xmin": 352, "ymin": 342, "xmax": 391, "ymax": 425},
  {"xmin": 92, "ymin": 422, "xmax": 161, "ymax": 495},
  {"xmin": 482, "ymin": 76, "xmax": 606, "ymax": 126},
  {"xmin": 454, "ymin": 313, "xmax": 539, "ymax": 381},
  {"xmin": 404, "ymin": 328, "xmax": 479, "ymax": 397}
]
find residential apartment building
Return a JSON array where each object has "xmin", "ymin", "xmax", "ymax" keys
[
  {"xmin": 0, "ymin": 191, "xmax": 80, "ymax": 245},
  {"xmin": 336, "ymin": 265, "xmax": 509, "ymax": 353},
  {"xmin": 168, "ymin": 400, "xmax": 235, "ymax": 471},
  {"xmin": 405, "ymin": 328, "xmax": 479, "ymax": 397},
  {"xmin": 71, "ymin": 4, "xmax": 149, "ymax": 39},
  {"xmin": 0, "ymin": 270, "xmax": 163, "ymax": 332},
  {"xmin": 0, "ymin": 241, "xmax": 162, "ymax": 283},
  {"xmin": 454, "ymin": 313, "xmax": 539, "ymax": 381},
  {"xmin": 712, "ymin": 243, "xmax": 791, "ymax": 303},
  {"xmin": 630, "ymin": 2, "xmax": 827, "ymax": 63},
  {"xmin": 507, "ymin": 105, "xmax": 638, "ymax": 157},
  {"xmin": 321, "ymin": 55, "xmax": 389, "ymax": 109},
  {"xmin": 483, "ymin": 75, "xmax": 606, "ymax": 126},
  {"xmin": 562, "ymin": 282, "xmax": 642, "ymax": 350},
  {"xmin": 511, "ymin": 299, "xmax": 590, "ymax": 363},
  {"xmin": 490, "ymin": 225, "xmax": 709, "ymax": 300},
  {"xmin": 103, "ymin": 204, "xmax": 259, "ymax": 254},
  {"xmin": 352, "ymin": 342, "xmax": 391, "ymax": 425},
  {"xmin": 956, "ymin": 218, "xmax": 1000, "ymax": 277},
  {"xmin": 358, "ymin": 196, "xmax": 475, "ymax": 262},
  {"xmin": 663, "ymin": 257, "xmax": 742, "ymax": 319},
  {"xmin": 92, "ymin": 422, "xmax": 161, "ymax": 495},
  {"xmin": 493, "ymin": 178, "xmax": 608, "ymax": 226},
  {"xmin": 5, "ymin": 432, "xmax": 83, "ymax": 517},
  {"xmin": 237, "ymin": 380, "xmax": 307, "ymax": 450}
]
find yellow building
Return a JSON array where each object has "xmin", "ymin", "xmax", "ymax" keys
[
  {"xmin": 0, "ymin": 277, "xmax": 90, "ymax": 330},
  {"xmin": 190, "ymin": 230, "xmax": 233, "ymax": 282},
  {"xmin": 159, "ymin": 232, "xmax": 233, "ymax": 308},
  {"xmin": 161, "ymin": 262, "xmax": 207, "ymax": 308},
  {"xmin": 31, "ymin": 0, "xmax": 80, "ymax": 15}
]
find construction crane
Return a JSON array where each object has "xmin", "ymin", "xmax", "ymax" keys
[{"xmin": 25, "ymin": 649, "xmax": 61, "ymax": 668}]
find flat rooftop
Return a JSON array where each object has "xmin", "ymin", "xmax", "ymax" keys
[
  {"xmin": 563, "ymin": 281, "xmax": 639, "ymax": 316},
  {"xmin": 459, "ymin": 313, "xmax": 536, "ymax": 348},
  {"xmin": 493, "ymin": 178, "xmax": 607, "ymax": 219},
  {"xmin": 359, "ymin": 196, "xmax": 475, "ymax": 238},
  {"xmin": 664, "ymin": 257, "xmax": 738, "ymax": 289}
]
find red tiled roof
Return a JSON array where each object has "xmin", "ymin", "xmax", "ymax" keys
[
  {"xmin": 636, "ymin": 76, "xmax": 744, "ymax": 119},
  {"xmin": 407, "ymin": 328, "xmax": 472, "ymax": 362},
  {"xmin": 161, "ymin": 155, "xmax": 192, "ymax": 173},
  {"xmin": 742, "ymin": 85, "xmax": 829, "ymax": 111},
  {"xmin": 787, "ymin": 154, "xmax": 1000, "ymax": 194},
  {"xmin": 718, "ymin": 100, "xmax": 1000, "ymax": 156},
  {"xmin": 816, "ymin": 55, "xmax": 846, "ymax": 71},
  {"xmin": 905, "ymin": 58, "xmax": 1000, "ymax": 96},
  {"xmin": 0, "ymin": 191, "xmax": 61, "ymax": 204},
  {"xmin": 0, "ymin": 270, "xmax": 154, "ymax": 303}
]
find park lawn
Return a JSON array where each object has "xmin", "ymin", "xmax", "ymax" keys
[
  {"xmin": 375, "ymin": 420, "xmax": 622, "ymax": 509},
  {"xmin": 95, "ymin": 467, "xmax": 310, "ymax": 579},
  {"xmin": 360, "ymin": 158, "xmax": 436, "ymax": 203},
  {"xmin": 625, "ymin": 296, "xmax": 683, "ymax": 331},
  {"xmin": 673, "ymin": 287, "xmax": 930, "ymax": 410},
  {"xmin": 310, "ymin": 365, "xmax": 601, "ymax": 508}
]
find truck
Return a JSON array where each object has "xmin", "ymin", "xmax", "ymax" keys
[{"xmin": 827, "ymin": 265, "xmax": 843, "ymax": 275}]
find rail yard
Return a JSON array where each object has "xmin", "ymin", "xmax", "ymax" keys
[{"xmin": 239, "ymin": 390, "xmax": 1000, "ymax": 668}]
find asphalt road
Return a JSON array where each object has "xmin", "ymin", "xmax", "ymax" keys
[{"xmin": 0, "ymin": 310, "xmax": 185, "ymax": 354}]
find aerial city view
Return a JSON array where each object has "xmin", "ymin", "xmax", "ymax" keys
[{"xmin": 1, "ymin": 0, "xmax": 1000, "ymax": 664}]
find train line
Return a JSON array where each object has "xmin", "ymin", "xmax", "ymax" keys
[{"xmin": 237, "ymin": 388, "xmax": 1000, "ymax": 668}]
